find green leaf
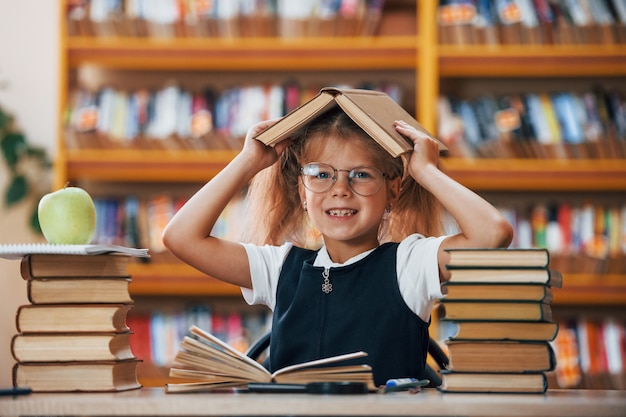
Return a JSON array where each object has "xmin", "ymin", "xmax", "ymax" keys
[
  {"xmin": 1, "ymin": 132, "xmax": 27, "ymax": 168},
  {"xmin": 29, "ymin": 202, "xmax": 42, "ymax": 234},
  {"xmin": 25, "ymin": 145, "xmax": 48, "ymax": 158},
  {"xmin": 0, "ymin": 108, "xmax": 11, "ymax": 130},
  {"xmin": 4, "ymin": 174, "xmax": 28, "ymax": 206},
  {"xmin": 25, "ymin": 145, "xmax": 52, "ymax": 167}
]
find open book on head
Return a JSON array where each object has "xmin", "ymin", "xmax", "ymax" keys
[
  {"xmin": 253, "ymin": 87, "xmax": 447, "ymax": 158},
  {"xmin": 166, "ymin": 325, "xmax": 376, "ymax": 393}
]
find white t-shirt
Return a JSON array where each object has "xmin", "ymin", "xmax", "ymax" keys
[{"xmin": 241, "ymin": 233, "xmax": 447, "ymax": 322}]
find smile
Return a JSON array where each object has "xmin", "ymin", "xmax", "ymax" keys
[{"xmin": 327, "ymin": 209, "xmax": 357, "ymax": 217}]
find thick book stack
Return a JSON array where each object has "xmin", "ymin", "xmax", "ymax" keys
[
  {"xmin": 1, "ymin": 244, "xmax": 149, "ymax": 392},
  {"xmin": 437, "ymin": 248, "xmax": 562, "ymax": 394}
]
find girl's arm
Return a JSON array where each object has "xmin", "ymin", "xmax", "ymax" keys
[
  {"xmin": 162, "ymin": 119, "xmax": 285, "ymax": 289},
  {"xmin": 393, "ymin": 120, "xmax": 514, "ymax": 281}
]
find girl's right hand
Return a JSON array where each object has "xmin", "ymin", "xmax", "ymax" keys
[{"xmin": 240, "ymin": 118, "xmax": 291, "ymax": 172}]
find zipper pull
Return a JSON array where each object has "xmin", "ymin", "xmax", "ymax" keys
[{"xmin": 321, "ymin": 267, "xmax": 332, "ymax": 294}]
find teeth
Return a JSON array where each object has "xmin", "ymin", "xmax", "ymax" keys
[{"xmin": 328, "ymin": 209, "xmax": 356, "ymax": 216}]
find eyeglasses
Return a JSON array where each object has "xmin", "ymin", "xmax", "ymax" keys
[{"xmin": 300, "ymin": 162, "xmax": 385, "ymax": 197}]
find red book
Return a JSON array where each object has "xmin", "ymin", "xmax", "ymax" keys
[{"xmin": 126, "ymin": 312, "xmax": 152, "ymax": 363}]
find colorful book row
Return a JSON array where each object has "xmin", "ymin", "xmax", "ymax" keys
[
  {"xmin": 66, "ymin": 0, "xmax": 387, "ymax": 38},
  {"xmin": 92, "ymin": 193, "xmax": 244, "ymax": 260},
  {"xmin": 65, "ymin": 82, "xmax": 404, "ymax": 150},
  {"xmin": 126, "ymin": 305, "xmax": 271, "ymax": 368},
  {"xmin": 499, "ymin": 201, "xmax": 626, "ymax": 273},
  {"xmin": 438, "ymin": 0, "xmax": 626, "ymax": 45},
  {"xmin": 552, "ymin": 317, "xmax": 626, "ymax": 390},
  {"xmin": 90, "ymin": 193, "xmax": 626, "ymax": 273},
  {"xmin": 437, "ymin": 315, "xmax": 626, "ymax": 390},
  {"xmin": 438, "ymin": 87, "xmax": 626, "ymax": 160}
]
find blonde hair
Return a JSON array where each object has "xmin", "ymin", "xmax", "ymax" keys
[{"xmin": 241, "ymin": 107, "xmax": 445, "ymax": 247}]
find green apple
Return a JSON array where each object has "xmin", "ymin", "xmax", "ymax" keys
[{"xmin": 38, "ymin": 185, "xmax": 97, "ymax": 244}]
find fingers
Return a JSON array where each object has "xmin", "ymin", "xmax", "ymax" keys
[
  {"xmin": 394, "ymin": 120, "xmax": 438, "ymax": 146},
  {"xmin": 274, "ymin": 138, "xmax": 293, "ymax": 155},
  {"xmin": 248, "ymin": 117, "xmax": 282, "ymax": 138}
]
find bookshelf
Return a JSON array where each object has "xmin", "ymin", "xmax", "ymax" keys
[
  {"xmin": 56, "ymin": 0, "xmax": 626, "ymax": 388},
  {"xmin": 57, "ymin": 0, "xmax": 421, "ymax": 387}
]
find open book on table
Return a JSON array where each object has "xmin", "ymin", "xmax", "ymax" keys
[{"xmin": 166, "ymin": 326, "xmax": 375, "ymax": 393}]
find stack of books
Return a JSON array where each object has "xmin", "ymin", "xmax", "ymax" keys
[
  {"xmin": 437, "ymin": 248, "xmax": 562, "ymax": 394},
  {"xmin": 1, "ymin": 243, "xmax": 149, "ymax": 392}
]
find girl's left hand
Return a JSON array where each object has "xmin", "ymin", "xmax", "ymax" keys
[{"xmin": 393, "ymin": 120, "xmax": 440, "ymax": 182}]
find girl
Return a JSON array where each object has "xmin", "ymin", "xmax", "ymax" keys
[{"xmin": 162, "ymin": 106, "xmax": 513, "ymax": 386}]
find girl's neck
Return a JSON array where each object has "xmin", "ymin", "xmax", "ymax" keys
[{"xmin": 324, "ymin": 239, "xmax": 380, "ymax": 264}]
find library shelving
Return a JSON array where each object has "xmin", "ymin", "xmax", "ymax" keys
[{"xmin": 55, "ymin": 1, "xmax": 626, "ymax": 388}]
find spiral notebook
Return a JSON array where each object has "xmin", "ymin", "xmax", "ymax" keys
[{"xmin": 0, "ymin": 243, "xmax": 149, "ymax": 260}]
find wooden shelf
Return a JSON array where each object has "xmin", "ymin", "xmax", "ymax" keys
[
  {"xmin": 66, "ymin": 36, "xmax": 419, "ymax": 71},
  {"xmin": 64, "ymin": 150, "xmax": 626, "ymax": 190},
  {"xmin": 65, "ymin": 148, "xmax": 239, "ymax": 182},
  {"xmin": 55, "ymin": 3, "xmax": 626, "ymax": 378},
  {"xmin": 125, "ymin": 257, "xmax": 626, "ymax": 303},
  {"xmin": 440, "ymin": 158, "xmax": 626, "ymax": 191},
  {"xmin": 128, "ymin": 262, "xmax": 241, "ymax": 296},
  {"xmin": 438, "ymin": 45, "xmax": 626, "ymax": 77},
  {"xmin": 553, "ymin": 274, "xmax": 626, "ymax": 306}
]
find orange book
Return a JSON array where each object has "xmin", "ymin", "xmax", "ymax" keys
[
  {"xmin": 16, "ymin": 304, "xmax": 132, "ymax": 334},
  {"xmin": 444, "ymin": 248, "xmax": 550, "ymax": 269},
  {"xmin": 439, "ymin": 300, "xmax": 552, "ymax": 322},
  {"xmin": 19, "ymin": 253, "xmax": 130, "ymax": 279},
  {"xmin": 445, "ymin": 320, "xmax": 559, "ymax": 342},
  {"xmin": 11, "ymin": 333, "xmax": 135, "ymax": 363},
  {"xmin": 438, "ymin": 371, "xmax": 548, "ymax": 393},
  {"xmin": 13, "ymin": 360, "xmax": 141, "ymax": 393},
  {"xmin": 445, "ymin": 340, "xmax": 556, "ymax": 373}
]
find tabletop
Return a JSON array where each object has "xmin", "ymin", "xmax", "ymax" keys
[{"xmin": 2, "ymin": 387, "xmax": 626, "ymax": 417}]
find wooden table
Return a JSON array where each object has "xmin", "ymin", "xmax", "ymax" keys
[{"xmin": 1, "ymin": 387, "xmax": 625, "ymax": 416}]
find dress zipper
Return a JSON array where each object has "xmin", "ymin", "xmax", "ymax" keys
[{"xmin": 321, "ymin": 267, "xmax": 332, "ymax": 294}]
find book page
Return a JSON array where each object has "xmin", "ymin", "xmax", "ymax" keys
[
  {"xmin": 271, "ymin": 351, "xmax": 368, "ymax": 378},
  {"xmin": 189, "ymin": 326, "xmax": 268, "ymax": 374},
  {"xmin": 172, "ymin": 348, "xmax": 268, "ymax": 381},
  {"xmin": 169, "ymin": 367, "xmax": 253, "ymax": 383},
  {"xmin": 333, "ymin": 89, "xmax": 445, "ymax": 153},
  {"xmin": 165, "ymin": 379, "xmax": 249, "ymax": 392},
  {"xmin": 179, "ymin": 337, "xmax": 270, "ymax": 381},
  {"xmin": 253, "ymin": 91, "xmax": 336, "ymax": 145}
]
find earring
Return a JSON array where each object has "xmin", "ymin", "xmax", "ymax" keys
[
  {"xmin": 383, "ymin": 206, "xmax": 391, "ymax": 219},
  {"xmin": 303, "ymin": 201, "xmax": 308, "ymax": 211}
]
